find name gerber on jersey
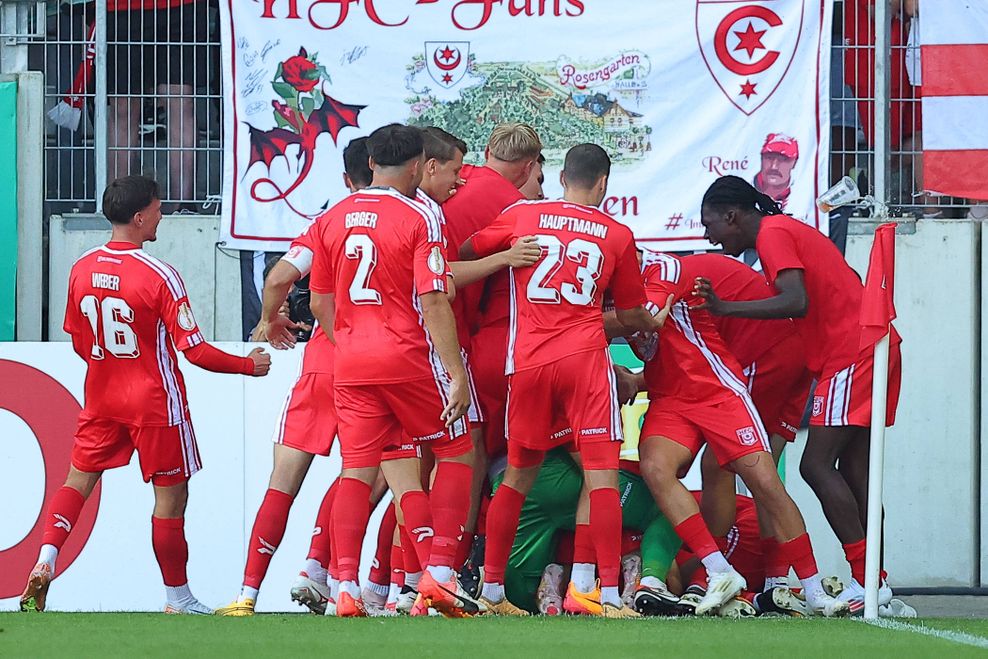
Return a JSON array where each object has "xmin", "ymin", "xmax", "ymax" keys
[
  {"xmin": 91, "ymin": 272, "xmax": 121, "ymax": 291},
  {"xmin": 345, "ymin": 211, "xmax": 378, "ymax": 229},
  {"xmin": 538, "ymin": 214, "xmax": 609, "ymax": 239}
]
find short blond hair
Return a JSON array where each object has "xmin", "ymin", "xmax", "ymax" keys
[{"xmin": 487, "ymin": 123, "xmax": 542, "ymax": 162}]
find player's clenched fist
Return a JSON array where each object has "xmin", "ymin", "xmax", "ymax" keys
[{"xmin": 248, "ymin": 347, "xmax": 272, "ymax": 376}]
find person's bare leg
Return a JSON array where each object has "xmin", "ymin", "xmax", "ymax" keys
[
  {"xmin": 107, "ymin": 97, "xmax": 141, "ymax": 181},
  {"xmin": 160, "ymin": 83, "xmax": 196, "ymax": 203},
  {"xmin": 799, "ymin": 427, "xmax": 864, "ymax": 543}
]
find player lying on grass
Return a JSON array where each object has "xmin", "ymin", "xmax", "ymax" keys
[
  {"xmin": 696, "ymin": 175, "xmax": 903, "ymax": 612},
  {"xmin": 20, "ymin": 176, "xmax": 271, "ymax": 615}
]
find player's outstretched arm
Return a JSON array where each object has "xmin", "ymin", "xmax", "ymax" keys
[
  {"xmin": 184, "ymin": 343, "xmax": 271, "ymax": 376},
  {"xmin": 449, "ymin": 236, "xmax": 541, "ymax": 287},
  {"xmin": 255, "ymin": 260, "xmax": 307, "ymax": 349},
  {"xmin": 693, "ymin": 269, "xmax": 807, "ymax": 319},
  {"xmin": 418, "ymin": 290, "xmax": 470, "ymax": 426}
]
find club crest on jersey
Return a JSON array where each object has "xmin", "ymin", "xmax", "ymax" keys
[
  {"xmin": 428, "ymin": 246, "xmax": 446, "ymax": 275},
  {"xmin": 177, "ymin": 302, "xmax": 197, "ymax": 331},
  {"xmin": 812, "ymin": 395, "xmax": 825, "ymax": 417},
  {"xmin": 695, "ymin": 0, "xmax": 804, "ymax": 115},
  {"xmin": 425, "ymin": 42, "xmax": 470, "ymax": 88},
  {"xmin": 736, "ymin": 426, "xmax": 757, "ymax": 446}
]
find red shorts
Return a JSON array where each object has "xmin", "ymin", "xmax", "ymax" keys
[
  {"xmin": 508, "ymin": 438, "xmax": 618, "ymax": 471},
  {"xmin": 273, "ymin": 372, "xmax": 338, "ymax": 456},
  {"xmin": 382, "ymin": 441, "xmax": 421, "ymax": 462},
  {"xmin": 640, "ymin": 393, "xmax": 770, "ymax": 471},
  {"xmin": 334, "ymin": 377, "xmax": 470, "ymax": 469},
  {"xmin": 745, "ymin": 334, "xmax": 812, "ymax": 443},
  {"xmin": 470, "ymin": 325, "xmax": 508, "ymax": 457},
  {"xmin": 506, "ymin": 349, "xmax": 622, "ymax": 454},
  {"xmin": 71, "ymin": 414, "xmax": 199, "ymax": 486},
  {"xmin": 810, "ymin": 342, "xmax": 902, "ymax": 428}
]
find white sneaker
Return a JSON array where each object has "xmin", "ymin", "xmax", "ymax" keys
[
  {"xmin": 291, "ymin": 572, "xmax": 331, "ymax": 615},
  {"xmin": 695, "ymin": 570, "xmax": 746, "ymax": 616},
  {"xmin": 880, "ymin": 598, "xmax": 917, "ymax": 618},
  {"xmin": 620, "ymin": 554, "xmax": 642, "ymax": 608},
  {"xmin": 164, "ymin": 598, "xmax": 213, "ymax": 615},
  {"xmin": 835, "ymin": 577, "xmax": 893, "ymax": 613},
  {"xmin": 361, "ymin": 586, "xmax": 389, "ymax": 616},
  {"xmin": 536, "ymin": 563, "xmax": 564, "ymax": 616},
  {"xmin": 396, "ymin": 586, "xmax": 418, "ymax": 615},
  {"xmin": 807, "ymin": 591, "xmax": 852, "ymax": 617}
]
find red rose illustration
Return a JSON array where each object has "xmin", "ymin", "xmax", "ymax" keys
[{"xmin": 282, "ymin": 51, "xmax": 319, "ymax": 93}]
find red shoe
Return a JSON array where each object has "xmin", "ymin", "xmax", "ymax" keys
[
  {"xmin": 335, "ymin": 591, "xmax": 367, "ymax": 618},
  {"xmin": 418, "ymin": 571, "xmax": 485, "ymax": 618}
]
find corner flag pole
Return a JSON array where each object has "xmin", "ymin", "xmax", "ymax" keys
[{"xmin": 863, "ymin": 330, "xmax": 890, "ymax": 621}]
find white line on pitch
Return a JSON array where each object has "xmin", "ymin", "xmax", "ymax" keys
[{"xmin": 861, "ymin": 617, "xmax": 988, "ymax": 650}]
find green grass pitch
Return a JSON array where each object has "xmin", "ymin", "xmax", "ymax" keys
[{"xmin": 2, "ymin": 614, "xmax": 988, "ymax": 658}]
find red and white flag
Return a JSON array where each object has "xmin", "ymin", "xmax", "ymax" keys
[
  {"xmin": 859, "ymin": 223, "xmax": 896, "ymax": 351},
  {"xmin": 920, "ymin": 3, "xmax": 988, "ymax": 201}
]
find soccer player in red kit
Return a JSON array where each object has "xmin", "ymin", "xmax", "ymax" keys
[
  {"xmin": 461, "ymin": 144, "xmax": 667, "ymax": 618},
  {"xmin": 634, "ymin": 249, "xmax": 848, "ymax": 617},
  {"xmin": 19, "ymin": 176, "xmax": 271, "ymax": 614},
  {"xmin": 216, "ymin": 137, "xmax": 375, "ymax": 617},
  {"xmin": 696, "ymin": 175, "xmax": 903, "ymax": 611},
  {"xmin": 308, "ymin": 124, "xmax": 478, "ymax": 618}
]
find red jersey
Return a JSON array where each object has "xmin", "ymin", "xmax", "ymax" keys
[
  {"xmin": 443, "ymin": 164, "xmax": 524, "ymax": 333},
  {"xmin": 63, "ymin": 242, "xmax": 204, "ymax": 426},
  {"xmin": 471, "ymin": 200, "xmax": 645, "ymax": 374},
  {"xmin": 309, "ymin": 188, "xmax": 451, "ymax": 385},
  {"xmin": 281, "ymin": 228, "xmax": 333, "ymax": 376},
  {"xmin": 682, "ymin": 253, "xmax": 797, "ymax": 367},
  {"xmin": 755, "ymin": 215, "xmax": 899, "ymax": 378},
  {"xmin": 641, "ymin": 251, "xmax": 749, "ymax": 405}
]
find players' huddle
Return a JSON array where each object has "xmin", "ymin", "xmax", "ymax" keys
[{"xmin": 20, "ymin": 122, "xmax": 905, "ymax": 620}]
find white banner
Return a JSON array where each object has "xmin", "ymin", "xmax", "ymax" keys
[{"xmin": 219, "ymin": 0, "xmax": 832, "ymax": 252}]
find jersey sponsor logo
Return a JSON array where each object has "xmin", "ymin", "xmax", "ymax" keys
[
  {"xmin": 812, "ymin": 395, "xmax": 824, "ymax": 418},
  {"xmin": 345, "ymin": 211, "xmax": 378, "ymax": 229},
  {"xmin": 97, "ymin": 255, "xmax": 122, "ymax": 264},
  {"xmin": 177, "ymin": 302, "xmax": 197, "ymax": 331},
  {"xmin": 91, "ymin": 272, "xmax": 121, "ymax": 291},
  {"xmin": 428, "ymin": 246, "xmax": 446, "ymax": 276},
  {"xmin": 736, "ymin": 426, "xmax": 758, "ymax": 446},
  {"xmin": 412, "ymin": 526, "xmax": 434, "ymax": 543},
  {"xmin": 257, "ymin": 537, "xmax": 277, "ymax": 555},
  {"xmin": 52, "ymin": 514, "xmax": 72, "ymax": 533}
]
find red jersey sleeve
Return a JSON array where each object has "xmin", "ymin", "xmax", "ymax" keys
[
  {"xmin": 309, "ymin": 223, "xmax": 335, "ymax": 295},
  {"xmin": 609, "ymin": 235, "xmax": 648, "ymax": 310},
  {"xmin": 157, "ymin": 272, "xmax": 205, "ymax": 352},
  {"xmin": 63, "ymin": 269, "xmax": 82, "ymax": 337},
  {"xmin": 757, "ymin": 225, "xmax": 805, "ymax": 284},
  {"xmin": 413, "ymin": 212, "xmax": 451, "ymax": 296},
  {"xmin": 469, "ymin": 208, "xmax": 516, "ymax": 258}
]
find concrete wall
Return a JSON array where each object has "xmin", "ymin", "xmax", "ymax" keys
[
  {"xmin": 48, "ymin": 214, "xmax": 242, "ymax": 342},
  {"xmin": 787, "ymin": 218, "xmax": 982, "ymax": 588}
]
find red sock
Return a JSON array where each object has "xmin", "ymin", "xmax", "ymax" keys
[
  {"xmin": 398, "ymin": 491, "xmax": 434, "ymax": 569},
  {"xmin": 368, "ymin": 503, "xmax": 398, "ymax": 586},
  {"xmin": 390, "ymin": 541, "xmax": 404, "ymax": 585},
  {"xmin": 400, "ymin": 525, "xmax": 422, "ymax": 574},
  {"xmin": 674, "ymin": 514, "xmax": 719, "ymax": 560},
  {"xmin": 429, "ymin": 461, "xmax": 472, "ymax": 568},
  {"xmin": 454, "ymin": 533, "xmax": 473, "ymax": 569},
  {"xmin": 40, "ymin": 486, "xmax": 86, "ymax": 550},
  {"xmin": 555, "ymin": 530, "xmax": 575, "ymax": 564},
  {"xmin": 574, "ymin": 524, "xmax": 593, "ymax": 563},
  {"xmin": 781, "ymin": 533, "xmax": 819, "ymax": 580},
  {"xmin": 483, "ymin": 484, "xmax": 525, "ymax": 584},
  {"xmin": 843, "ymin": 539, "xmax": 867, "ymax": 584},
  {"xmin": 762, "ymin": 537, "xmax": 786, "ymax": 578},
  {"xmin": 476, "ymin": 493, "xmax": 489, "ymax": 536},
  {"xmin": 589, "ymin": 488, "xmax": 622, "ymax": 588},
  {"xmin": 151, "ymin": 516, "xmax": 188, "ymax": 587},
  {"xmin": 244, "ymin": 488, "xmax": 294, "ymax": 589},
  {"xmin": 307, "ymin": 480, "xmax": 338, "ymax": 567},
  {"xmin": 331, "ymin": 478, "xmax": 371, "ymax": 582}
]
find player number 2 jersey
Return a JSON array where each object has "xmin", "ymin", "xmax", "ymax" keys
[
  {"xmin": 63, "ymin": 242, "xmax": 203, "ymax": 426},
  {"xmin": 471, "ymin": 200, "xmax": 645, "ymax": 374}
]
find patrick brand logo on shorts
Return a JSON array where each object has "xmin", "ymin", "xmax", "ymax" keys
[
  {"xmin": 257, "ymin": 537, "xmax": 277, "ymax": 555},
  {"xmin": 415, "ymin": 430, "xmax": 446, "ymax": 442},
  {"xmin": 736, "ymin": 426, "xmax": 758, "ymax": 446},
  {"xmin": 581, "ymin": 427, "xmax": 608, "ymax": 437},
  {"xmin": 412, "ymin": 526, "xmax": 434, "ymax": 543},
  {"xmin": 812, "ymin": 396, "xmax": 825, "ymax": 417},
  {"xmin": 53, "ymin": 514, "xmax": 73, "ymax": 533}
]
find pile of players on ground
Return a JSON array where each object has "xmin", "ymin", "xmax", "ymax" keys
[{"xmin": 20, "ymin": 121, "xmax": 913, "ymax": 620}]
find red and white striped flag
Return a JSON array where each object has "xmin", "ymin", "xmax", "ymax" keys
[{"xmin": 920, "ymin": 3, "xmax": 988, "ymax": 201}]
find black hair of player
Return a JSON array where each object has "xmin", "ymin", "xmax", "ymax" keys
[
  {"xmin": 422, "ymin": 126, "xmax": 468, "ymax": 162},
  {"xmin": 342, "ymin": 137, "xmax": 372, "ymax": 188},
  {"xmin": 538, "ymin": 153, "xmax": 546, "ymax": 164},
  {"xmin": 701, "ymin": 175, "xmax": 784, "ymax": 216},
  {"xmin": 563, "ymin": 143, "xmax": 611, "ymax": 189},
  {"xmin": 367, "ymin": 124, "xmax": 424, "ymax": 167},
  {"xmin": 102, "ymin": 175, "xmax": 160, "ymax": 225}
]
